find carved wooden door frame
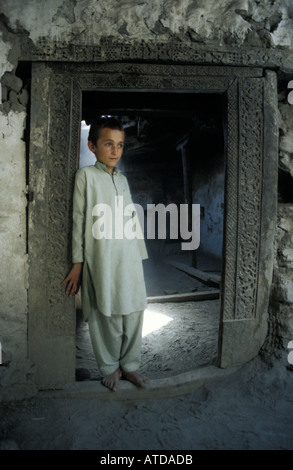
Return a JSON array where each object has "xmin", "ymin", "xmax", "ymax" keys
[{"xmin": 28, "ymin": 62, "xmax": 278, "ymax": 389}]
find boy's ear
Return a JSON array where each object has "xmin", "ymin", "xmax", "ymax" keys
[{"xmin": 88, "ymin": 141, "xmax": 96, "ymax": 153}]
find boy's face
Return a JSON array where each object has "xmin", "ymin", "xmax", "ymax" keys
[{"xmin": 88, "ymin": 127, "xmax": 125, "ymax": 173}]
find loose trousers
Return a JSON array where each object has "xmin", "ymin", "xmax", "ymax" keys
[{"xmin": 88, "ymin": 309, "xmax": 144, "ymax": 376}]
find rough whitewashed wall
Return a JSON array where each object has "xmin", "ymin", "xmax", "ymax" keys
[
  {"xmin": 0, "ymin": 0, "xmax": 293, "ymax": 399},
  {"xmin": 1, "ymin": 0, "xmax": 293, "ymax": 47}
]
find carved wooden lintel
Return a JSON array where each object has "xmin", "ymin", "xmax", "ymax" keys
[{"xmin": 25, "ymin": 38, "xmax": 293, "ymax": 72}]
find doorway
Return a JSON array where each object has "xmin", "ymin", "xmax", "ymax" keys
[
  {"xmin": 75, "ymin": 90, "xmax": 222, "ymax": 380},
  {"xmin": 28, "ymin": 62, "xmax": 278, "ymax": 390}
]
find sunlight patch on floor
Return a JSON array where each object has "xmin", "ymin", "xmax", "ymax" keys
[{"xmin": 142, "ymin": 308, "xmax": 173, "ymax": 337}]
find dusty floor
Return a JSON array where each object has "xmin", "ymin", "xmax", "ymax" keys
[
  {"xmin": 76, "ymin": 249, "xmax": 221, "ymax": 380},
  {"xmin": 76, "ymin": 299, "xmax": 220, "ymax": 380},
  {"xmin": 0, "ymin": 354, "xmax": 293, "ymax": 450},
  {"xmin": 2, "ymin": 250, "xmax": 292, "ymax": 451}
]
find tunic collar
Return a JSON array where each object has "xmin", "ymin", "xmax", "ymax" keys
[{"xmin": 95, "ymin": 160, "xmax": 120, "ymax": 175}]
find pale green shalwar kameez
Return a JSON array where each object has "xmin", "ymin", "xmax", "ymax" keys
[{"xmin": 72, "ymin": 160, "xmax": 148, "ymax": 375}]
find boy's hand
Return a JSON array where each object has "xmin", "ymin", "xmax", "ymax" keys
[{"xmin": 61, "ymin": 263, "xmax": 83, "ymax": 297}]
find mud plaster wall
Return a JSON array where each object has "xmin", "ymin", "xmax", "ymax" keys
[{"xmin": 0, "ymin": 0, "xmax": 293, "ymax": 400}]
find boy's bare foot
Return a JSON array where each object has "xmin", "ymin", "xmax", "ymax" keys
[
  {"xmin": 121, "ymin": 369, "xmax": 149, "ymax": 388},
  {"xmin": 102, "ymin": 367, "xmax": 121, "ymax": 391}
]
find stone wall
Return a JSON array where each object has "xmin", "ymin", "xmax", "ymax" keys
[
  {"xmin": 0, "ymin": 0, "xmax": 293, "ymax": 400},
  {"xmin": 1, "ymin": 0, "xmax": 293, "ymax": 48},
  {"xmin": 270, "ymin": 96, "xmax": 293, "ymax": 352}
]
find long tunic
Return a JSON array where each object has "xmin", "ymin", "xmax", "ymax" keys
[{"xmin": 72, "ymin": 160, "xmax": 148, "ymax": 320}]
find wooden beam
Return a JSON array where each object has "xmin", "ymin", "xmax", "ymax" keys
[
  {"xmin": 166, "ymin": 260, "xmax": 221, "ymax": 286},
  {"xmin": 147, "ymin": 289, "xmax": 220, "ymax": 303}
]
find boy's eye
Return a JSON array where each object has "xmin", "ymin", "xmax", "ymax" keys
[{"xmin": 105, "ymin": 142, "xmax": 123, "ymax": 148}]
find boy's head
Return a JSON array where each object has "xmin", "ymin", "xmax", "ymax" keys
[
  {"xmin": 88, "ymin": 116, "xmax": 124, "ymax": 145},
  {"xmin": 88, "ymin": 117, "xmax": 125, "ymax": 173}
]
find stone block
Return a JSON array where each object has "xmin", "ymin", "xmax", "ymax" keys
[{"xmin": 275, "ymin": 272, "xmax": 293, "ymax": 304}]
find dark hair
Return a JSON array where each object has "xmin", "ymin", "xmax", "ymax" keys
[{"xmin": 88, "ymin": 117, "xmax": 124, "ymax": 144}]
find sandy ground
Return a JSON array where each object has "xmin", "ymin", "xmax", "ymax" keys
[
  {"xmin": 76, "ymin": 250, "xmax": 221, "ymax": 380},
  {"xmin": 76, "ymin": 300, "xmax": 220, "ymax": 380},
  {"xmin": 0, "ymin": 354, "xmax": 293, "ymax": 450},
  {"xmin": 1, "ymin": 251, "xmax": 293, "ymax": 451}
]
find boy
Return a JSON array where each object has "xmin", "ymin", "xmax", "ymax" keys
[{"xmin": 62, "ymin": 117, "xmax": 149, "ymax": 391}]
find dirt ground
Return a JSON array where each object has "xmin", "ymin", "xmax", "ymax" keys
[
  {"xmin": 76, "ymin": 299, "xmax": 220, "ymax": 381},
  {"xmin": 0, "ymin": 353, "xmax": 293, "ymax": 450},
  {"xmin": 76, "ymin": 250, "xmax": 221, "ymax": 380},
  {"xmin": 1, "ymin": 252, "xmax": 293, "ymax": 451}
]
